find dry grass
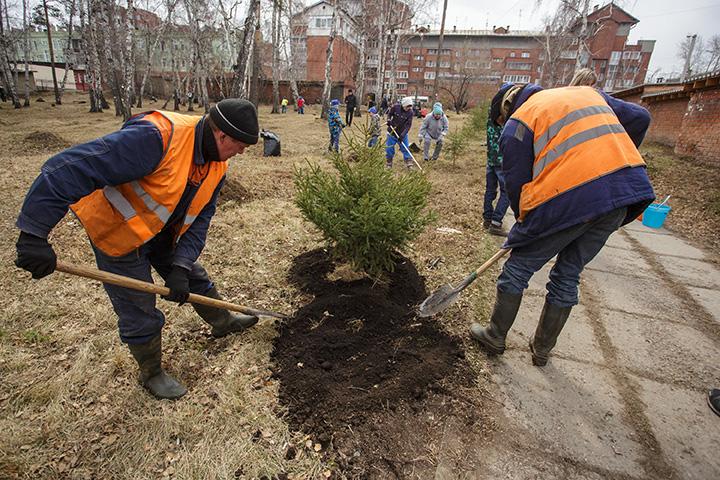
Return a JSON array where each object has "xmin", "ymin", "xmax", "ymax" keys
[
  {"xmin": 0, "ymin": 94, "xmax": 503, "ymax": 479},
  {"xmin": 641, "ymin": 142, "xmax": 720, "ymax": 256}
]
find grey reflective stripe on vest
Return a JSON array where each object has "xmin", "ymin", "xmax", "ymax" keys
[
  {"xmin": 532, "ymin": 123, "xmax": 626, "ymax": 179},
  {"xmin": 130, "ymin": 181, "xmax": 171, "ymax": 223},
  {"xmin": 102, "ymin": 186, "xmax": 136, "ymax": 220},
  {"xmin": 183, "ymin": 213, "xmax": 197, "ymax": 228},
  {"xmin": 533, "ymin": 105, "xmax": 614, "ymax": 157}
]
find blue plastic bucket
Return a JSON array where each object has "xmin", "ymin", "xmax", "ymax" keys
[{"xmin": 642, "ymin": 203, "xmax": 671, "ymax": 228}]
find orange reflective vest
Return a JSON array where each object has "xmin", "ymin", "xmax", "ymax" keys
[
  {"xmin": 71, "ymin": 111, "xmax": 227, "ymax": 257},
  {"xmin": 511, "ymin": 86, "xmax": 645, "ymax": 221}
]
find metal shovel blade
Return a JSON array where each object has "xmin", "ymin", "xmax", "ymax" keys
[{"xmin": 418, "ymin": 283, "xmax": 463, "ymax": 317}]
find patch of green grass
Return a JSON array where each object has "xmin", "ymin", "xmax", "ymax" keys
[{"xmin": 23, "ymin": 329, "xmax": 50, "ymax": 344}]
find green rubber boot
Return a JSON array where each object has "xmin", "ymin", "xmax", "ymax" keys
[
  {"xmin": 128, "ymin": 335, "xmax": 187, "ymax": 400},
  {"xmin": 530, "ymin": 301, "xmax": 572, "ymax": 366},
  {"xmin": 470, "ymin": 290, "xmax": 523, "ymax": 354},
  {"xmin": 193, "ymin": 287, "xmax": 258, "ymax": 337}
]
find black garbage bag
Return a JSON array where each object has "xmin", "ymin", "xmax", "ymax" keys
[{"xmin": 260, "ymin": 130, "xmax": 281, "ymax": 157}]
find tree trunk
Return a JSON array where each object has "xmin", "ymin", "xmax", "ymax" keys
[
  {"xmin": 122, "ymin": 0, "xmax": 135, "ymax": 119},
  {"xmin": 270, "ymin": 0, "xmax": 280, "ymax": 113},
  {"xmin": 575, "ymin": 0, "xmax": 590, "ymax": 69},
  {"xmin": 433, "ymin": 0, "xmax": 448, "ymax": 100},
  {"xmin": 284, "ymin": 0, "xmax": 299, "ymax": 106},
  {"xmin": 354, "ymin": 31, "xmax": 366, "ymax": 117},
  {"xmin": 81, "ymin": 0, "xmax": 104, "ymax": 112},
  {"xmin": 58, "ymin": 0, "xmax": 77, "ymax": 101},
  {"xmin": 42, "ymin": 0, "xmax": 62, "ymax": 105},
  {"xmin": 388, "ymin": 31, "xmax": 399, "ymax": 102},
  {"xmin": 137, "ymin": 0, "xmax": 176, "ymax": 108},
  {"xmin": 320, "ymin": 0, "xmax": 338, "ymax": 119},
  {"xmin": 374, "ymin": 0, "xmax": 387, "ymax": 103},
  {"xmin": 0, "ymin": 0, "xmax": 21, "ymax": 108},
  {"xmin": 22, "ymin": 0, "xmax": 30, "ymax": 106},
  {"xmin": 231, "ymin": 0, "xmax": 259, "ymax": 98}
]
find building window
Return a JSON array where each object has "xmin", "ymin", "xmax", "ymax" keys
[
  {"xmin": 397, "ymin": 71, "xmax": 408, "ymax": 78},
  {"xmin": 401, "ymin": 47, "xmax": 410, "ymax": 54},
  {"xmin": 560, "ymin": 50, "xmax": 578, "ymax": 59},
  {"xmin": 427, "ymin": 49, "xmax": 437, "ymax": 55},
  {"xmin": 368, "ymin": 40, "xmax": 378, "ymax": 48},
  {"xmin": 493, "ymin": 57, "xmax": 502, "ymax": 62},
  {"xmin": 441, "ymin": 48, "xmax": 451, "ymax": 55},
  {"xmin": 426, "ymin": 61, "xmax": 436, "ymax": 67},
  {"xmin": 412, "ymin": 67, "xmax": 422, "ymax": 72},
  {"xmin": 509, "ymin": 51, "xmax": 516, "ymax": 57},
  {"xmin": 424, "ymin": 71, "xmax": 435, "ymax": 80},
  {"xmin": 506, "ymin": 62, "xmax": 532, "ymax": 70},
  {"xmin": 397, "ymin": 59, "xmax": 409, "ymax": 65},
  {"xmin": 439, "ymin": 61, "xmax": 450, "ymax": 68},
  {"xmin": 414, "ymin": 55, "xmax": 423, "ymax": 60},
  {"xmin": 397, "ymin": 83, "xmax": 407, "ymax": 91},
  {"xmin": 314, "ymin": 16, "xmax": 333, "ymax": 28},
  {"xmin": 503, "ymin": 74, "xmax": 530, "ymax": 83},
  {"xmin": 609, "ymin": 51, "xmax": 621, "ymax": 65},
  {"xmin": 521, "ymin": 52, "xmax": 530, "ymax": 58}
]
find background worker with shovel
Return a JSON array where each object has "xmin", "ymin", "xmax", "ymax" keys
[
  {"xmin": 385, "ymin": 96, "xmax": 415, "ymax": 169},
  {"xmin": 15, "ymin": 98, "xmax": 261, "ymax": 400},
  {"xmin": 470, "ymin": 83, "xmax": 656, "ymax": 366}
]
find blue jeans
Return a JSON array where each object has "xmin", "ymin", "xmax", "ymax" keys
[
  {"xmin": 92, "ymin": 234, "xmax": 214, "ymax": 344},
  {"xmin": 385, "ymin": 133, "xmax": 412, "ymax": 165},
  {"xmin": 329, "ymin": 133, "xmax": 340, "ymax": 152},
  {"xmin": 483, "ymin": 165, "xmax": 510, "ymax": 224},
  {"xmin": 497, "ymin": 207, "xmax": 627, "ymax": 307}
]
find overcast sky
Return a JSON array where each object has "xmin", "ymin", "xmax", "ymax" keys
[{"xmin": 430, "ymin": 0, "xmax": 720, "ymax": 77}]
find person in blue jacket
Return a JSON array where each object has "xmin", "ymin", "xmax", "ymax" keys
[
  {"xmin": 327, "ymin": 98, "xmax": 345, "ymax": 152},
  {"xmin": 14, "ymin": 99, "xmax": 261, "ymax": 399},
  {"xmin": 385, "ymin": 96, "xmax": 415, "ymax": 169},
  {"xmin": 470, "ymin": 83, "xmax": 655, "ymax": 366}
]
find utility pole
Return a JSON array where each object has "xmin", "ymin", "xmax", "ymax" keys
[
  {"xmin": 432, "ymin": 0, "xmax": 447, "ymax": 100},
  {"xmin": 42, "ymin": 0, "xmax": 61, "ymax": 105},
  {"xmin": 682, "ymin": 34, "xmax": 697, "ymax": 82}
]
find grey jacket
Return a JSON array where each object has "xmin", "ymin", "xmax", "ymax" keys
[{"xmin": 419, "ymin": 113, "xmax": 449, "ymax": 140}]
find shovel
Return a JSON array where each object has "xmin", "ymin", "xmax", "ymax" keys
[
  {"xmin": 55, "ymin": 260, "xmax": 288, "ymax": 320},
  {"xmin": 388, "ymin": 124, "xmax": 423, "ymax": 171},
  {"xmin": 418, "ymin": 248, "xmax": 510, "ymax": 317}
]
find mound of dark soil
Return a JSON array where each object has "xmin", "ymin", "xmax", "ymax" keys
[
  {"xmin": 218, "ymin": 177, "xmax": 253, "ymax": 205},
  {"xmin": 272, "ymin": 249, "xmax": 479, "ymax": 476},
  {"xmin": 22, "ymin": 131, "xmax": 72, "ymax": 153}
]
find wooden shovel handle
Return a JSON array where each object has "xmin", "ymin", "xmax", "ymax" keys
[
  {"xmin": 55, "ymin": 260, "xmax": 287, "ymax": 319},
  {"xmin": 472, "ymin": 248, "xmax": 511, "ymax": 276}
]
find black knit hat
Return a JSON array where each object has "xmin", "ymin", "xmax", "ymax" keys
[
  {"xmin": 489, "ymin": 82, "xmax": 515, "ymax": 126},
  {"xmin": 209, "ymin": 98, "xmax": 259, "ymax": 145}
]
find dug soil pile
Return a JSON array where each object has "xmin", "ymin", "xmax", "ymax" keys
[{"xmin": 272, "ymin": 249, "xmax": 483, "ymax": 477}]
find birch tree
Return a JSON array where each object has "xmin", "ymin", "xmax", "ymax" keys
[
  {"xmin": 58, "ymin": 0, "xmax": 77, "ymax": 101},
  {"xmin": 270, "ymin": 0, "xmax": 280, "ymax": 113},
  {"xmin": 0, "ymin": 0, "xmax": 21, "ymax": 107},
  {"xmin": 231, "ymin": 0, "xmax": 259, "ymax": 98},
  {"xmin": 319, "ymin": 0, "xmax": 338, "ymax": 119},
  {"xmin": 22, "ymin": 0, "xmax": 30, "ymax": 106},
  {"xmin": 136, "ymin": 0, "xmax": 177, "ymax": 107}
]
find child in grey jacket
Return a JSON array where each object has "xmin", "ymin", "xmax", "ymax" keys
[{"xmin": 418, "ymin": 103, "xmax": 449, "ymax": 161}]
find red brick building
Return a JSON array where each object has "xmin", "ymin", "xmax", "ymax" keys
[
  {"xmin": 614, "ymin": 70, "xmax": 720, "ymax": 164},
  {"xmin": 291, "ymin": 1, "xmax": 655, "ymax": 107}
]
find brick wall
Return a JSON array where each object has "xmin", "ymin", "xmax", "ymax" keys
[
  {"xmin": 645, "ymin": 97, "xmax": 688, "ymax": 146},
  {"xmin": 675, "ymin": 89, "xmax": 720, "ymax": 163}
]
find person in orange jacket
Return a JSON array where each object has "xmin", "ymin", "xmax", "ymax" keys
[{"xmin": 15, "ymin": 99, "xmax": 260, "ymax": 400}]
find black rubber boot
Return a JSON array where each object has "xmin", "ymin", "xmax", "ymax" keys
[
  {"xmin": 128, "ymin": 335, "xmax": 187, "ymax": 400},
  {"xmin": 470, "ymin": 290, "xmax": 523, "ymax": 354},
  {"xmin": 530, "ymin": 301, "xmax": 573, "ymax": 366},
  {"xmin": 193, "ymin": 286, "xmax": 258, "ymax": 337}
]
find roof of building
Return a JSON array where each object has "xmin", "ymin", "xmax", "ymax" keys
[{"xmin": 587, "ymin": 2, "xmax": 640, "ymax": 24}]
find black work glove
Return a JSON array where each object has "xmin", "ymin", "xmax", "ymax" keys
[
  {"xmin": 15, "ymin": 231, "xmax": 57, "ymax": 279},
  {"xmin": 163, "ymin": 266, "xmax": 190, "ymax": 305}
]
